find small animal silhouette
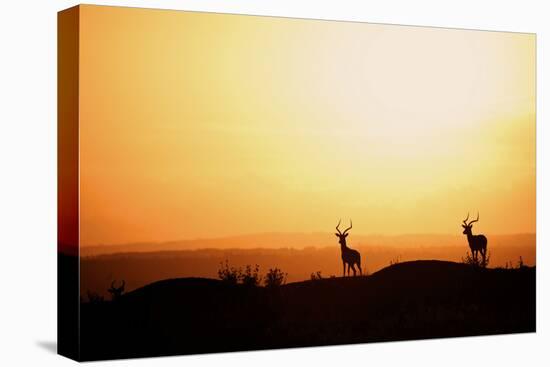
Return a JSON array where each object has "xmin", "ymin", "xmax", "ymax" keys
[
  {"xmin": 335, "ymin": 219, "xmax": 362, "ymax": 277},
  {"xmin": 108, "ymin": 280, "xmax": 125, "ymax": 301},
  {"xmin": 462, "ymin": 212, "xmax": 488, "ymax": 262}
]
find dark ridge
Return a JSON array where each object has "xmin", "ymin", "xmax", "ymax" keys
[{"xmin": 79, "ymin": 260, "xmax": 535, "ymax": 361}]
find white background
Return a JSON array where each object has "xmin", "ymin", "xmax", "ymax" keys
[{"xmin": 0, "ymin": 0, "xmax": 548, "ymax": 366}]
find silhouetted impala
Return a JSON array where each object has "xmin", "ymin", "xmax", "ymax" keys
[
  {"xmin": 335, "ymin": 220, "xmax": 362, "ymax": 277},
  {"xmin": 108, "ymin": 280, "xmax": 125, "ymax": 301},
  {"xmin": 462, "ymin": 212, "xmax": 488, "ymax": 262}
]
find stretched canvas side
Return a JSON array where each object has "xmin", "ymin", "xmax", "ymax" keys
[{"xmin": 57, "ymin": 5, "xmax": 80, "ymax": 361}]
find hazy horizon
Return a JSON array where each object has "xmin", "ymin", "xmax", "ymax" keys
[
  {"xmin": 80, "ymin": 234, "xmax": 536, "ymax": 297},
  {"xmin": 80, "ymin": 230, "xmax": 537, "ymax": 246},
  {"xmin": 78, "ymin": 232, "xmax": 536, "ymax": 258}
]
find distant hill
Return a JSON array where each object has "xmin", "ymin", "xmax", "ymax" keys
[
  {"xmin": 80, "ymin": 232, "xmax": 535, "ymax": 256},
  {"xmin": 80, "ymin": 235, "xmax": 535, "ymax": 298},
  {"xmin": 79, "ymin": 260, "xmax": 535, "ymax": 361}
]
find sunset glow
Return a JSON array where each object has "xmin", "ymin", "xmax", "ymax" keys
[{"xmin": 78, "ymin": 5, "xmax": 535, "ymax": 246}]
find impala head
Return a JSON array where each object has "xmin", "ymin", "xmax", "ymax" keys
[
  {"xmin": 335, "ymin": 219, "xmax": 353, "ymax": 246},
  {"xmin": 108, "ymin": 279, "xmax": 125, "ymax": 299},
  {"xmin": 461, "ymin": 212, "xmax": 479, "ymax": 235}
]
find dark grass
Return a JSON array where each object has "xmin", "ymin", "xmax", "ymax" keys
[{"xmin": 78, "ymin": 260, "xmax": 535, "ymax": 361}]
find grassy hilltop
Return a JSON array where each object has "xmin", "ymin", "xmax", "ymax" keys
[{"xmin": 79, "ymin": 260, "xmax": 535, "ymax": 361}]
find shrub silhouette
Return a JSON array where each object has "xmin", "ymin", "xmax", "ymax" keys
[
  {"xmin": 389, "ymin": 256, "xmax": 401, "ymax": 266},
  {"xmin": 217, "ymin": 260, "xmax": 241, "ymax": 285},
  {"xmin": 310, "ymin": 271, "xmax": 323, "ymax": 281},
  {"xmin": 86, "ymin": 291, "xmax": 104, "ymax": 304},
  {"xmin": 462, "ymin": 250, "xmax": 490, "ymax": 269},
  {"xmin": 501, "ymin": 257, "xmax": 526, "ymax": 270},
  {"xmin": 218, "ymin": 261, "xmax": 288, "ymax": 288},
  {"xmin": 241, "ymin": 264, "xmax": 262, "ymax": 287},
  {"xmin": 264, "ymin": 267, "xmax": 287, "ymax": 288}
]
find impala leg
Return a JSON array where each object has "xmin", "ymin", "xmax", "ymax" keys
[
  {"xmin": 351, "ymin": 263, "xmax": 357, "ymax": 277},
  {"xmin": 343, "ymin": 262, "xmax": 346, "ymax": 277}
]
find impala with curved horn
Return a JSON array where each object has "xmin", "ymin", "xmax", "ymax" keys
[
  {"xmin": 461, "ymin": 212, "xmax": 488, "ymax": 262},
  {"xmin": 335, "ymin": 219, "xmax": 362, "ymax": 277},
  {"xmin": 108, "ymin": 280, "xmax": 125, "ymax": 301}
]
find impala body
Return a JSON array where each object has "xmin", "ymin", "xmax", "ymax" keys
[
  {"xmin": 462, "ymin": 213, "xmax": 488, "ymax": 261},
  {"xmin": 335, "ymin": 220, "xmax": 362, "ymax": 277}
]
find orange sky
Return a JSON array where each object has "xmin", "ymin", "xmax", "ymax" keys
[{"xmin": 78, "ymin": 5, "xmax": 535, "ymax": 246}]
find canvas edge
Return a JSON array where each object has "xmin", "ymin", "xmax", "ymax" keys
[{"xmin": 57, "ymin": 4, "xmax": 81, "ymax": 362}]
